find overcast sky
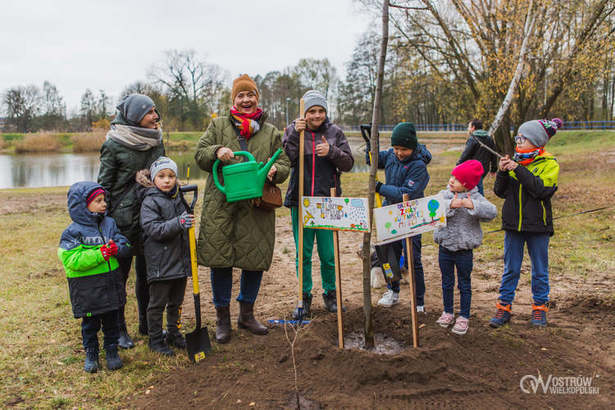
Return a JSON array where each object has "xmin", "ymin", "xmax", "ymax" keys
[{"xmin": 0, "ymin": 0, "xmax": 374, "ymax": 114}]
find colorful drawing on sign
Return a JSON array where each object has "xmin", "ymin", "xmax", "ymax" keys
[
  {"xmin": 301, "ymin": 196, "xmax": 370, "ymax": 232},
  {"xmin": 373, "ymin": 194, "xmax": 446, "ymax": 244}
]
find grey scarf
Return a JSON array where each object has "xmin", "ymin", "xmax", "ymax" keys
[{"xmin": 106, "ymin": 124, "xmax": 163, "ymax": 151}]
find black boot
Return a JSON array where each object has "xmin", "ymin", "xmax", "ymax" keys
[
  {"xmin": 84, "ymin": 349, "xmax": 99, "ymax": 373},
  {"xmin": 215, "ymin": 306, "xmax": 232, "ymax": 344},
  {"xmin": 105, "ymin": 345, "xmax": 123, "ymax": 370},
  {"xmin": 118, "ymin": 327, "xmax": 135, "ymax": 349},
  {"xmin": 138, "ymin": 317, "xmax": 148, "ymax": 336},
  {"xmin": 292, "ymin": 293, "xmax": 312, "ymax": 320},
  {"xmin": 238, "ymin": 302, "xmax": 268, "ymax": 335},
  {"xmin": 166, "ymin": 332, "xmax": 187, "ymax": 349},
  {"xmin": 323, "ymin": 290, "xmax": 345, "ymax": 313},
  {"xmin": 149, "ymin": 337, "xmax": 174, "ymax": 356}
]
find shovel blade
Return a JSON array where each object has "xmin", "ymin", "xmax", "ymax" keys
[{"xmin": 186, "ymin": 326, "xmax": 211, "ymax": 363}]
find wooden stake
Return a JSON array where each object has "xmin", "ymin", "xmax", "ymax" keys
[
  {"xmin": 403, "ymin": 193, "xmax": 419, "ymax": 348},
  {"xmin": 297, "ymin": 98, "xmax": 305, "ymax": 316},
  {"xmin": 331, "ymin": 188, "xmax": 344, "ymax": 349}
]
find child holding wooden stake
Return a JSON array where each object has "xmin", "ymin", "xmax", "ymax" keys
[
  {"xmin": 283, "ymin": 90, "xmax": 354, "ymax": 319},
  {"xmin": 368, "ymin": 122, "xmax": 431, "ymax": 310},
  {"xmin": 490, "ymin": 119, "xmax": 561, "ymax": 328},
  {"xmin": 434, "ymin": 160, "xmax": 497, "ymax": 335}
]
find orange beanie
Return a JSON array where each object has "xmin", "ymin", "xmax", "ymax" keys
[{"xmin": 232, "ymin": 74, "xmax": 259, "ymax": 102}]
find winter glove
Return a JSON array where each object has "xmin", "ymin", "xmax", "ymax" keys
[
  {"xmin": 375, "ymin": 181, "xmax": 383, "ymax": 193},
  {"xmin": 106, "ymin": 240, "xmax": 118, "ymax": 256},
  {"xmin": 179, "ymin": 212, "xmax": 194, "ymax": 230},
  {"xmin": 100, "ymin": 245, "xmax": 112, "ymax": 261}
]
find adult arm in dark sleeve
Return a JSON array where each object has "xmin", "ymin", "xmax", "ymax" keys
[{"xmin": 457, "ymin": 137, "xmax": 477, "ymax": 165}]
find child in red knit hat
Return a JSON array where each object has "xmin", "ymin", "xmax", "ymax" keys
[{"xmin": 433, "ymin": 160, "xmax": 497, "ymax": 334}]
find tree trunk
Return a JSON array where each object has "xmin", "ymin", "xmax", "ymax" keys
[{"xmin": 362, "ymin": 0, "xmax": 389, "ymax": 349}]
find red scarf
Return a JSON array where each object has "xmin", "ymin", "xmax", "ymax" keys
[{"xmin": 230, "ymin": 106, "xmax": 263, "ymax": 139}]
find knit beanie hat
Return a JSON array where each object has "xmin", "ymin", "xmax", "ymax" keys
[
  {"xmin": 517, "ymin": 118, "xmax": 562, "ymax": 148},
  {"xmin": 150, "ymin": 156, "xmax": 178, "ymax": 182},
  {"xmin": 390, "ymin": 122, "xmax": 418, "ymax": 150},
  {"xmin": 114, "ymin": 94, "xmax": 156, "ymax": 126},
  {"xmin": 302, "ymin": 90, "xmax": 328, "ymax": 114},
  {"xmin": 232, "ymin": 74, "xmax": 259, "ymax": 102},
  {"xmin": 451, "ymin": 160, "xmax": 484, "ymax": 190},
  {"xmin": 86, "ymin": 187, "xmax": 105, "ymax": 206}
]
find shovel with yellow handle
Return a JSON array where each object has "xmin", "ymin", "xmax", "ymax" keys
[{"xmin": 179, "ymin": 184, "xmax": 212, "ymax": 363}]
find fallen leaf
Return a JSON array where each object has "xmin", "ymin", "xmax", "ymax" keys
[
  {"xmin": 249, "ymin": 402, "xmax": 255, "ymax": 407},
  {"xmin": 419, "ymin": 324, "xmax": 426, "ymax": 328},
  {"xmin": 237, "ymin": 399, "xmax": 242, "ymax": 404},
  {"xmin": 541, "ymin": 347, "xmax": 547, "ymax": 351},
  {"xmin": 145, "ymin": 390, "xmax": 150, "ymax": 395}
]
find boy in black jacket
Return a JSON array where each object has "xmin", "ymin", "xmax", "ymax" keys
[{"xmin": 139, "ymin": 157, "xmax": 193, "ymax": 355}]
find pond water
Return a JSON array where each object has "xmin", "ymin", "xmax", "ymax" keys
[
  {"xmin": 0, "ymin": 147, "xmax": 370, "ymax": 189},
  {"xmin": 0, "ymin": 152, "xmax": 207, "ymax": 189}
]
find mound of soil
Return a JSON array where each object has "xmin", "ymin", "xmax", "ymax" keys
[{"xmin": 130, "ymin": 217, "xmax": 614, "ymax": 408}]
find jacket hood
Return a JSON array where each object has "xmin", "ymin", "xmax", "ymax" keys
[
  {"xmin": 407, "ymin": 143, "xmax": 432, "ymax": 165},
  {"xmin": 67, "ymin": 181, "xmax": 105, "ymax": 226}
]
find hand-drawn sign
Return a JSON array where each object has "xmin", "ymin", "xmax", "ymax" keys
[
  {"xmin": 301, "ymin": 196, "xmax": 370, "ymax": 232},
  {"xmin": 373, "ymin": 194, "xmax": 446, "ymax": 244}
]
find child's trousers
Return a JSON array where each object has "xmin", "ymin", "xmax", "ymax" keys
[
  {"xmin": 387, "ymin": 236, "xmax": 425, "ymax": 306},
  {"xmin": 499, "ymin": 231, "xmax": 550, "ymax": 305},
  {"xmin": 291, "ymin": 207, "xmax": 336, "ymax": 295},
  {"xmin": 147, "ymin": 277, "xmax": 187, "ymax": 340},
  {"xmin": 81, "ymin": 309, "xmax": 120, "ymax": 352},
  {"xmin": 438, "ymin": 247, "xmax": 473, "ymax": 318}
]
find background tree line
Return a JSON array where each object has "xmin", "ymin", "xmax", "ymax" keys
[{"xmin": 2, "ymin": 0, "xmax": 614, "ymax": 135}]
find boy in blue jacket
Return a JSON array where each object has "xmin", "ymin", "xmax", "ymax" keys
[
  {"xmin": 368, "ymin": 122, "xmax": 431, "ymax": 309},
  {"xmin": 58, "ymin": 182, "xmax": 131, "ymax": 373}
]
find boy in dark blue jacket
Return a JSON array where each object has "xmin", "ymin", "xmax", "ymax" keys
[
  {"xmin": 58, "ymin": 182, "xmax": 131, "ymax": 373},
  {"xmin": 368, "ymin": 122, "xmax": 431, "ymax": 309}
]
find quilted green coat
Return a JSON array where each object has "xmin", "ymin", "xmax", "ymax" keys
[{"xmin": 194, "ymin": 115, "xmax": 290, "ymax": 271}]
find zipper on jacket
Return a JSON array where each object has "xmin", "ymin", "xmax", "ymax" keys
[
  {"xmin": 541, "ymin": 200, "xmax": 547, "ymax": 225},
  {"xmin": 98, "ymin": 226, "xmax": 112, "ymax": 272},
  {"xmin": 517, "ymin": 185, "xmax": 523, "ymax": 231},
  {"xmin": 311, "ymin": 131, "xmax": 316, "ymax": 196}
]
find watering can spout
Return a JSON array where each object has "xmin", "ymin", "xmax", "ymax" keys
[{"xmin": 257, "ymin": 148, "xmax": 283, "ymax": 185}]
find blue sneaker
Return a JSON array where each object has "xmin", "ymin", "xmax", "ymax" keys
[
  {"xmin": 489, "ymin": 302, "xmax": 512, "ymax": 328},
  {"xmin": 530, "ymin": 304, "xmax": 548, "ymax": 327}
]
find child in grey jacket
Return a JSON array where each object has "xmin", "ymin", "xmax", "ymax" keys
[{"xmin": 433, "ymin": 160, "xmax": 497, "ymax": 335}]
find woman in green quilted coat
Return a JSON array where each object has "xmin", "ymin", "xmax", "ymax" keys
[{"xmin": 195, "ymin": 74, "xmax": 290, "ymax": 344}]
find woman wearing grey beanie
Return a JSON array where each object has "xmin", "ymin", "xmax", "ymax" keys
[{"xmin": 97, "ymin": 94, "xmax": 165, "ymax": 348}]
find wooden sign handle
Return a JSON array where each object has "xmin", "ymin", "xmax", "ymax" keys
[
  {"xmin": 297, "ymin": 98, "xmax": 305, "ymax": 312},
  {"xmin": 331, "ymin": 188, "xmax": 344, "ymax": 349},
  {"xmin": 403, "ymin": 194, "xmax": 419, "ymax": 348}
]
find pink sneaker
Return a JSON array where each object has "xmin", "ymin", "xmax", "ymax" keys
[
  {"xmin": 451, "ymin": 316, "xmax": 469, "ymax": 335},
  {"xmin": 436, "ymin": 312, "xmax": 454, "ymax": 327}
]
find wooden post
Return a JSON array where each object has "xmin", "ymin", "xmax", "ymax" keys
[
  {"xmin": 331, "ymin": 188, "xmax": 344, "ymax": 349},
  {"xmin": 403, "ymin": 193, "xmax": 419, "ymax": 348},
  {"xmin": 297, "ymin": 98, "xmax": 305, "ymax": 317}
]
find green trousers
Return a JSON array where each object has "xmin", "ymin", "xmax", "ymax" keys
[{"xmin": 291, "ymin": 207, "xmax": 336, "ymax": 295}]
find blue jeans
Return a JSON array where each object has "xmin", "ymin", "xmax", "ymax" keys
[
  {"xmin": 388, "ymin": 235, "xmax": 425, "ymax": 306},
  {"xmin": 477, "ymin": 176, "xmax": 485, "ymax": 196},
  {"xmin": 211, "ymin": 267, "xmax": 263, "ymax": 308},
  {"xmin": 438, "ymin": 247, "xmax": 473, "ymax": 318},
  {"xmin": 499, "ymin": 231, "xmax": 550, "ymax": 305},
  {"xmin": 81, "ymin": 310, "xmax": 120, "ymax": 352}
]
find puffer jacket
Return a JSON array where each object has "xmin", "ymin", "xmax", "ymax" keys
[
  {"xmin": 283, "ymin": 118, "xmax": 354, "ymax": 207},
  {"xmin": 494, "ymin": 153, "xmax": 559, "ymax": 235},
  {"xmin": 457, "ymin": 130, "xmax": 498, "ymax": 176},
  {"xmin": 194, "ymin": 114, "xmax": 290, "ymax": 271},
  {"xmin": 433, "ymin": 187, "xmax": 498, "ymax": 251},
  {"xmin": 369, "ymin": 144, "xmax": 432, "ymax": 205},
  {"xmin": 58, "ymin": 181, "xmax": 131, "ymax": 318},
  {"xmin": 97, "ymin": 137, "xmax": 164, "ymax": 251},
  {"xmin": 138, "ymin": 172, "xmax": 191, "ymax": 283}
]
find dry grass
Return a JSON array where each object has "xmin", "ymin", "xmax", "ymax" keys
[
  {"xmin": 72, "ymin": 129, "xmax": 107, "ymax": 153},
  {"xmin": 0, "ymin": 136, "xmax": 5, "ymax": 150},
  {"xmin": 14, "ymin": 132, "xmax": 62, "ymax": 153}
]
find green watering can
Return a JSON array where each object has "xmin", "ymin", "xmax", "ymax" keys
[{"xmin": 213, "ymin": 148, "xmax": 283, "ymax": 202}]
